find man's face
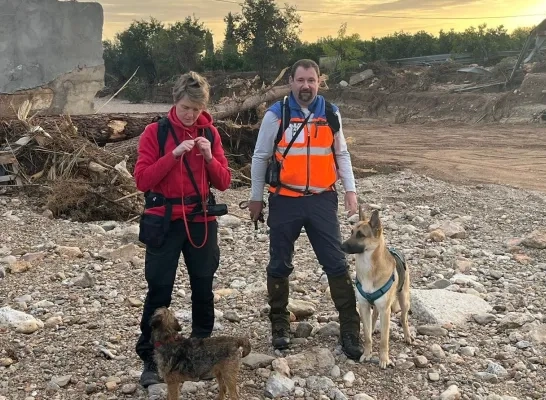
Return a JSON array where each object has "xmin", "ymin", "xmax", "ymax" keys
[{"xmin": 289, "ymin": 66, "xmax": 319, "ymax": 106}]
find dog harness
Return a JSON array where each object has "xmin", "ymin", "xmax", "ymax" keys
[{"xmin": 355, "ymin": 247, "xmax": 407, "ymax": 306}]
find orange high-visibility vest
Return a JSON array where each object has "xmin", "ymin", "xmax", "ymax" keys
[{"xmin": 268, "ymin": 112, "xmax": 338, "ymax": 197}]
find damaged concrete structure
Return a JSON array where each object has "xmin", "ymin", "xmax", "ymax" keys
[{"xmin": 0, "ymin": 0, "xmax": 104, "ymax": 117}]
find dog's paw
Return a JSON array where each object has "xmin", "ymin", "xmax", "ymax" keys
[
  {"xmin": 405, "ymin": 335, "xmax": 415, "ymax": 345},
  {"xmin": 361, "ymin": 353, "xmax": 373, "ymax": 363},
  {"xmin": 379, "ymin": 356, "xmax": 394, "ymax": 369},
  {"xmin": 359, "ymin": 352, "xmax": 373, "ymax": 363}
]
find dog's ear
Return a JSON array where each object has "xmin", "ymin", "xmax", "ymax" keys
[
  {"xmin": 174, "ymin": 318, "xmax": 182, "ymax": 332},
  {"xmin": 150, "ymin": 313, "xmax": 162, "ymax": 330},
  {"xmin": 369, "ymin": 209, "xmax": 381, "ymax": 234}
]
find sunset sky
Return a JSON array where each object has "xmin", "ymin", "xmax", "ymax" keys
[{"xmin": 98, "ymin": 0, "xmax": 544, "ymax": 45}]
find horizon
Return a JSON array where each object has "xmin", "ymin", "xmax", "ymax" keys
[{"xmin": 98, "ymin": 0, "xmax": 544, "ymax": 45}]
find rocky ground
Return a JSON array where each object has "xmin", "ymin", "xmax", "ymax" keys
[{"xmin": 1, "ymin": 169, "xmax": 546, "ymax": 400}]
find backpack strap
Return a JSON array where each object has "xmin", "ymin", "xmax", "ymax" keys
[
  {"xmin": 272, "ymin": 96, "xmax": 289, "ymax": 151},
  {"xmin": 325, "ymin": 101, "xmax": 340, "ymax": 133},
  {"xmin": 157, "ymin": 117, "xmax": 170, "ymax": 158},
  {"xmin": 324, "ymin": 101, "xmax": 340, "ymax": 171},
  {"xmin": 202, "ymin": 126, "xmax": 214, "ymax": 148}
]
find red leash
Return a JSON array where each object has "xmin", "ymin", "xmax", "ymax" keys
[{"xmin": 179, "ymin": 152, "xmax": 208, "ymax": 249}]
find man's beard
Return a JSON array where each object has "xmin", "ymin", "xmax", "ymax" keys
[{"xmin": 298, "ymin": 90, "xmax": 313, "ymax": 103}]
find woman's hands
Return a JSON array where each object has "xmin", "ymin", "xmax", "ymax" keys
[
  {"xmin": 172, "ymin": 140, "xmax": 195, "ymax": 158},
  {"xmin": 171, "ymin": 137, "xmax": 213, "ymax": 162},
  {"xmin": 194, "ymin": 136, "xmax": 213, "ymax": 163}
]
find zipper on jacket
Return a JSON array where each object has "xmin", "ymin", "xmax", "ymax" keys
[{"xmin": 306, "ymin": 122, "xmax": 310, "ymax": 194}]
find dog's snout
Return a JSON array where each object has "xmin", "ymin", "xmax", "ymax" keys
[{"xmin": 341, "ymin": 239, "xmax": 365, "ymax": 254}]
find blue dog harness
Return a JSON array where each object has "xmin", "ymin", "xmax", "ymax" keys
[{"xmin": 355, "ymin": 247, "xmax": 406, "ymax": 306}]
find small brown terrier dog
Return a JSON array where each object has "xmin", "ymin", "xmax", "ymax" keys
[
  {"xmin": 341, "ymin": 207, "xmax": 413, "ymax": 369},
  {"xmin": 150, "ymin": 307, "xmax": 251, "ymax": 400}
]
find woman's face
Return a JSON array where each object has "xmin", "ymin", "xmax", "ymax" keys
[{"xmin": 175, "ymin": 95, "xmax": 204, "ymax": 126}]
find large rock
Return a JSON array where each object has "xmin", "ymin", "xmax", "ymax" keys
[
  {"xmin": 264, "ymin": 371, "xmax": 294, "ymax": 398},
  {"xmin": 522, "ymin": 230, "xmax": 546, "ymax": 249},
  {"xmin": 287, "ymin": 299, "xmax": 316, "ymax": 318},
  {"xmin": 285, "ymin": 347, "xmax": 335, "ymax": 374},
  {"xmin": 349, "ymin": 69, "xmax": 374, "ymax": 86},
  {"xmin": 411, "ymin": 289, "xmax": 492, "ymax": 326},
  {"xmin": 0, "ymin": 306, "xmax": 44, "ymax": 333},
  {"xmin": 242, "ymin": 353, "xmax": 275, "ymax": 369}
]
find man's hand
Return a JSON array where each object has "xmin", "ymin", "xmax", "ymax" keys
[
  {"xmin": 248, "ymin": 200, "xmax": 264, "ymax": 221},
  {"xmin": 172, "ymin": 140, "xmax": 195, "ymax": 158},
  {"xmin": 194, "ymin": 136, "xmax": 213, "ymax": 163},
  {"xmin": 344, "ymin": 191, "xmax": 358, "ymax": 217}
]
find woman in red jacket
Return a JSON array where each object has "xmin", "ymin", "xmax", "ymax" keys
[{"xmin": 133, "ymin": 71, "xmax": 231, "ymax": 387}]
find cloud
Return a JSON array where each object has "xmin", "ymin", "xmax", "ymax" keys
[
  {"xmin": 100, "ymin": 0, "xmax": 529, "ymax": 42},
  {"xmin": 361, "ymin": 0, "xmax": 479, "ymax": 14}
]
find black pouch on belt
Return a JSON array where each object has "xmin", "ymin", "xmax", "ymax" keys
[{"xmin": 138, "ymin": 192, "xmax": 180, "ymax": 248}]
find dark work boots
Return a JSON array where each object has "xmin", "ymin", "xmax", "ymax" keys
[
  {"xmin": 328, "ymin": 271, "xmax": 364, "ymax": 361},
  {"xmin": 267, "ymin": 275, "xmax": 291, "ymax": 350},
  {"xmin": 139, "ymin": 359, "xmax": 161, "ymax": 388}
]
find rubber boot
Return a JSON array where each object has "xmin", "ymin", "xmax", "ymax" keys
[
  {"xmin": 327, "ymin": 271, "xmax": 364, "ymax": 360},
  {"xmin": 267, "ymin": 275, "xmax": 291, "ymax": 349}
]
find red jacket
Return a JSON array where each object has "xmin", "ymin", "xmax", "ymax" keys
[{"xmin": 134, "ymin": 106, "xmax": 231, "ymax": 222}]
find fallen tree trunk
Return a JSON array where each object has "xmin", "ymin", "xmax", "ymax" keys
[
  {"xmin": 212, "ymin": 84, "xmax": 290, "ymax": 120},
  {"xmin": 0, "ymin": 84, "xmax": 289, "ymax": 146},
  {"xmin": 105, "ymin": 120, "xmax": 260, "ymax": 171}
]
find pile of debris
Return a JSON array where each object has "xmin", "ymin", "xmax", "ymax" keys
[
  {"xmin": 0, "ymin": 73, "xmax": 302, "ymax": 222},
  {"xmin": 0, "ymin": 101, "xmax": 140, "ymax": 222}
]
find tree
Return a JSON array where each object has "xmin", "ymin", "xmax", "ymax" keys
[
  {"xmin": 223, "ymin": 12, "xmax": 239, "ymax": 55},
  {"xmin": 510, "ymin": 26, "xmax": 535, "ymax": 50},
  {"xmin": 319, "ymin": 23, "xmax": 364, "ymax": 79},
  {"xmin": 233, "ymin": 0, "xmax": 302, "ymax": 79},
  {"xmin": 108, "ymin": 18, "xmax": 164, "ymax": 83},
  {"xmin": 149, "ymin": 16, "xmax": 208, "ymax": 81}
]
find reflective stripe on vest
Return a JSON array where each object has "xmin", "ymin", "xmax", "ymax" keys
[
  {"xmin": 276, "ymin": 146, "xmax": 333, "ymax": 156},
  {"xmin": 278, "ymin": 183, "xmax": 331, "ymax": 193},
  {"xmin": 269, "ymin": 116, "xmax": 337, "ymax": 197}
]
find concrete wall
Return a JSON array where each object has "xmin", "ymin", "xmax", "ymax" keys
[{"xmin": 0, "ymin": 0, "xmax": 104, "ymax": 116}]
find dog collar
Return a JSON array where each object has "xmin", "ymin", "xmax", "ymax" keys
[{"xmin": 154, "ymin": 336, "xmax": 179, "ymax": 348}]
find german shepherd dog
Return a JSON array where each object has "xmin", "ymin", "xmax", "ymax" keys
[{"xmin": 341, "ymin": 207, "xmax": 413, "ymax": 368}]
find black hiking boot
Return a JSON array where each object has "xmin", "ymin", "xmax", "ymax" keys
[
  {"xmin": 139, "ymin": 359, "xmax": 161, "ymax": 388},
  {"xmin": 328, "ymin": 271, "xmax": 364, "ymax": 361},
  {"xmin": 272, "ymin": 325, "xmax": 291, "ymax": 350},
  {"xmin": 340, "ymin": 331, "xmax": 364, "ymax": 360},
  {"xmin": 267, "ymin": 275, "xmax": 291, "ymax": 350}
]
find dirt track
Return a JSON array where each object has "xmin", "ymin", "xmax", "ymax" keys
[
  {"xmin": 344, "ymin": 121, "xmax": 546, "ymax": 194},
  {"xmin": 93, "ymin": 99, "xmax": 546, "ymax": 194}
]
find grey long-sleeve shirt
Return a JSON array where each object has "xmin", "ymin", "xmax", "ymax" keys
[{"xmin": 250, "ymin": 107, "xmax": 356, "ymax": 201}]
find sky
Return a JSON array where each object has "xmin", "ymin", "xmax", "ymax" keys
[{"xmin": 95, "ymin": 0, "xmax": 544, "ymax": 46}]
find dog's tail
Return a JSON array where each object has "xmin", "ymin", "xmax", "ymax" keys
[{"xmin": 237, "ymin": 337, "xmax": 251, "ymax": 358}]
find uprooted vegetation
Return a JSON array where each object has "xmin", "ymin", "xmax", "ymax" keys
[{"xmin": 0, "ymin": 103, "xmax": 142, "ymax": 222}]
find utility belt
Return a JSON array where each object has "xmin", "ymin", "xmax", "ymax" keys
[
  {"xmin": 144, "ymin": 192, "xmax": 202, "ymax": 208},
  {"xmin": 138, "ymin": 189, "xmax": 227, "ymax": 249}
]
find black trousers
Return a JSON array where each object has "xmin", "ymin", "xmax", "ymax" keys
[
  {"xmin": 266, "ymin": 190, "xmax": 348, "ymax": 278},
  {"xmin": 135, "ymin": 219, "xmax": 220, "ymax": 363}
]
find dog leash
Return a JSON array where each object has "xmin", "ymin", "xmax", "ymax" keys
[{"xmin": 238, "ymin": 200, "xmax": 266, "ymax": 230}]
